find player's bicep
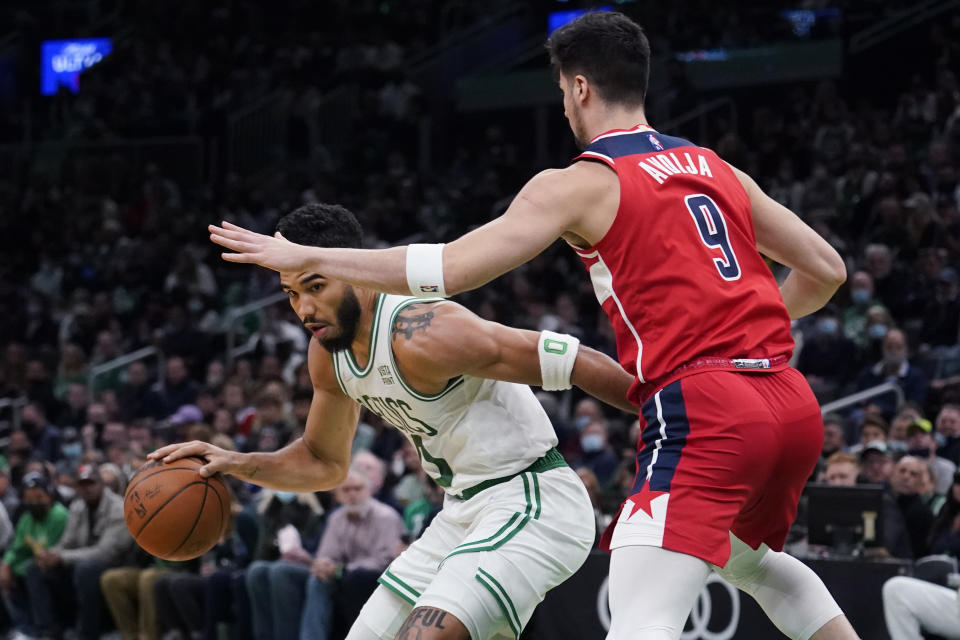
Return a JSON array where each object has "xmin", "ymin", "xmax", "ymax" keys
[
  {"xmin": 442, "ymin": 169, "xmax": 588, "ymax": 295},
  {"xmin": 401, "ymin": 305, "xmax": 542, "ymax": 386}
]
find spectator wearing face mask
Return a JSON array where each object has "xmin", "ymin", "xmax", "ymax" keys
[
  {"xmin": 570, "ymin": 420, "xmax": 620, "ymax": 488},
  {"xmin": 797, "ymin": 304, "xmax": 858, "ymax": 401},
  {"xmin": 906, "ymin": 418, "xmax": 957, "ymax": 495},
  {"xmin": 842, "ymin": 270, "xmax": 877, "ymax": 342},
  {"xmin": 937, "ymin": 403, "xmax": 960, "ymax": 465},
  {"xmin": 0, "ymin": 471, "xmax": 68, "ymax": 639},
  {"xmin": 854, "ymin": 328, "xmax": 928, "ymax": 419},
  {"xmin": 859, "ymin": 304, "xmax": 896, "ymax": 363}
]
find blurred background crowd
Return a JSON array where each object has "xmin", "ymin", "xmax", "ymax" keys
[{"xmin": 1, "ymin": 0, "xmax": 960, "ymax": 638}]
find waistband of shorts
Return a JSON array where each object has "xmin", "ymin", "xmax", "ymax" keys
[
  {"xmin": 456, "ymin": 447, "xmax": 567, "ymax": 501},
  {"xmin": 634, "ymin": 355, "xmax": 790, "ymax": 405}
]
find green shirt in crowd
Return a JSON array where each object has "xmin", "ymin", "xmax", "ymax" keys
[{"xmin": 2, "ymin": 503, "xmax": 70, "ymax": 576}]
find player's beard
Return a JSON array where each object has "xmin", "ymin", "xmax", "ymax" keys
[
  {"xmin": 314, "ymin": 286, "xmax": 362, "ymax": 353},
  {"xmin": 570, "ymin": 104, "xmax": 590, "ymax": 151}
]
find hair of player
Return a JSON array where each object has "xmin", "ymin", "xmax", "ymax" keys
[
  {"xmin": 545, "ymin": 11, "xmax": 650, "ymax": 108},
  {"xmin": 276, "ymin": 203, "xmax": 363, "ymax": 249}
]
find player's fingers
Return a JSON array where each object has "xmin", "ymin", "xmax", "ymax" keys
[
  {"xmin": 198, "ymin": 460, "xmax": 225, "ymax": 478},
  {"xmin": 220, "ymin": 252, "xmax": 260, "ymax": 264},
  {"xmin": 221, "ymin": 220, "xmax": 252, "ymax": 232},
  {"xmin": 209, "ymin": 233, "xmax": 258, "ymax": 252},
  {"xmin": 161, "ymin": 441, "xmax": 210, "ymax": 463},
  {"xmin": 211, "ymin": 224, "xmax": 260, "ymax": 243},
  {"xmin": 148, "ymin": 443, "xmax": 182, "ymax": 460}
]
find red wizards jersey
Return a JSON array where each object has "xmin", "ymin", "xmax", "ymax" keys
[{"xmin": 572, "ymin": 124, "xmax": 794, "ymax": 406}]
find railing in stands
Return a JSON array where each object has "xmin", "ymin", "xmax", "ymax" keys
[
  {"xmin": 849, "ymin": 0, "xmax": 960, "ymax": 54},
  {"xmin": 225, "ymin": 292, "xmax": 288, "ymax": 367},
  {"xmin": 87, "ymin": 346, "xmax": 163, "ymax": 395},
  {"xmin": 819, "ymin": 381, "xmax": 905, "ymax": 415}
]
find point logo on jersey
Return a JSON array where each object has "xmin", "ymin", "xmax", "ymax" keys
[{"xmin": 647, "ymin": 133, "xmax": 664, "ymax": 151}]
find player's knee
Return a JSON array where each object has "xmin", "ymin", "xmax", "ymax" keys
[{"xmin": 714, "ymin": 544, "xmax": 767, "ymax": 591}]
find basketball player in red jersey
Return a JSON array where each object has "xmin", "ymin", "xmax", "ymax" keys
[{"xmin": 207, "ymin": 11, "xmax": 857, "ymax": 640}]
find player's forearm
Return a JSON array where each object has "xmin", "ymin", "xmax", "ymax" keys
[
  {"xmin": 308, "ymin": 246, "xmax": 410, "ymax": 294},
  {"xmin": 229, "ymin": 439, "xmax": 349, "ymax": 491},
  {"xmin": 571, "ymin": 347, "xmax": 637, "ymax": 414},
  {"xmin": 779, "ymin": 270, "xmax": 844, "ymax": 320}
]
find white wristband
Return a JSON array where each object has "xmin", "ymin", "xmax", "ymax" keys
[
  {"xmin": 538, "ymin": 331, "xmax": 580, "ymax": 391},
  {"xmin": 406, "ymin": 244, "xmax": 447, "ymax": 298}
]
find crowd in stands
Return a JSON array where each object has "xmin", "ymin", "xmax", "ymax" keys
[{"xmin": 1, "ymin": 0, "xmax": 960, "ymax": 638}]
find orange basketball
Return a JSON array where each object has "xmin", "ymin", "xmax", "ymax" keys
[{"xmin": 124, "ymin": 456, "xmax": 230, "ymax": 561}]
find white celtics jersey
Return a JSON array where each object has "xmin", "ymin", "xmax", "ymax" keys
[{"xmin": 331, "ymin": 294, "xmax": 559, "ymax": 497}]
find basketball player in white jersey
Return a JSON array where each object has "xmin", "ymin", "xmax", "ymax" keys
[{"xmin": 151, "ymin": 203, "xmax": 637, "ymax": 640}]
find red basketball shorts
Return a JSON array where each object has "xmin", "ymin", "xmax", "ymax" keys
[{"xmin": 600, "ymin": 367, "xmax": 823, "ymax": 567}]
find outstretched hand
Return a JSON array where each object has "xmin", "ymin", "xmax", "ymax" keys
[{"xmin": 209, "ymin": 221, "xmax": 316, "ymax": 273}]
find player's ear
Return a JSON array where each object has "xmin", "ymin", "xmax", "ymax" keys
[{"xmin": 574, "ymin": 74, "xmax": 589, "ymax": 101}]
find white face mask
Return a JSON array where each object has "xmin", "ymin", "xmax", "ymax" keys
[{"xmin": 581, "ymin": 434, "xmax": 605, "ymax": 453}]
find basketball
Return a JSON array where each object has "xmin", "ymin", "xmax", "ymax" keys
[{"xmin": 123, "ymin": 456, "xmax": 230, "ymax": 561}]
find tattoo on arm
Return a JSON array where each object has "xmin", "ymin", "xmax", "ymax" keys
[
  {"xmin": 393, "ymin": 305, "xmax": 435, "ymax": 340},
  {"xmin": 246, "ymin": 465, "xmax": 260, "ymax": 479},
  {"xmin": 396, "ymin": 607, "xmax": 448, "ymax": 639}
]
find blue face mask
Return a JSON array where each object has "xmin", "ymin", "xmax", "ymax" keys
[
  {"xmin": 62, "ymin": 442, "xmax": 82, "ymax": 459},
  {"xmin": 868, "ymin": 324, "xmax": 888, "ymax": 340},
  {"xmin": 581, "ymin": 434, "xmax": 605, "ymax": 453},
  {"xmin": 817, "ymin": 318, "xmax": 839, "ymax": 336},
  {"xmin": 274, "ymin": 491, "xmax": 297, "ymax": 504},
  {"xmin": 575, "ymin": 416, "xmax": 592, "ymax": 432},
  {"xmin": 851, "ymin": 289, "xmax": 871, "ymax": 305}
]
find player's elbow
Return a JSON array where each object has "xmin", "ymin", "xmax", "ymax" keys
[
  {"xmin": 820, "ymin": 252, "xmax": 847, "ymax": 289},
  {"xmin": 310, "ymin": 462, "xmax": 348, "ymax": 492}
]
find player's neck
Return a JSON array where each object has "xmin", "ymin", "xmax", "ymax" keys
[
  {"xmin": 349, "ymin": 288, "xmax": 381, "ymax": 368},
  {"xmin": 587, "ymin": 106, "xmax": 650, "ymax": 140}
]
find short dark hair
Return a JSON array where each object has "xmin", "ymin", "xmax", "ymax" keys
[
  {"xmin": 546, "ymin": 11, "xmax": 650, "ymax": 107},
  {"xmin": 276, "ymin": 203, "xmax": 363, "ymax": 249}
]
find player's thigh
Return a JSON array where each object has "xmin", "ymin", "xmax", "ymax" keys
[
  {"xmin": 379, "ymin": 506, "xmax": 466, "ymax": 607},
  {"xmin": 418, "ymin": 468, "xmax": 594, "ymax": 640},
  {"xmin": 395, "ymin": 606, "xmax": 471, "ymax": 640},
  {"xmin": 607, "ymin": 545, "xmax": 711, "ymax": 640},
  {"xmin": 730, "ymin": 368, "xmax": 823, "ymax": 549}
]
